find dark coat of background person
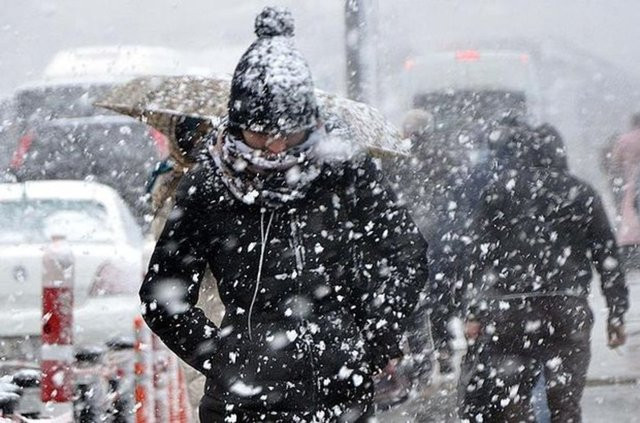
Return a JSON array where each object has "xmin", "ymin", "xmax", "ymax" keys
[
  {"xmin": 139, "ymin": 150, "xmax": 429, "ymax": 418},
  {"xmin": 458, "ymin": 123, "xmax": 629, "ymax": 422},
  {"xmin": 388, "ymin": 113, "xmax": 485, "ymax": 375}
]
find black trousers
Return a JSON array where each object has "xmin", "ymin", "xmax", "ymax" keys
[{"xmin": 458, "ymin": 297, "xmax": 592, "ymax": 423}]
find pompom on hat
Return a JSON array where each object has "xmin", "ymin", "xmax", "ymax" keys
[
  {"xmin": 228, "ymin": 6, "xmax": 318, "ymax": 135},
  {"xmin": 254, "ymin": 6, "xmax": 295, "ymax": 38}
]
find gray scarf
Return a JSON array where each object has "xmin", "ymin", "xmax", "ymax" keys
[{"xmin": 210, "ymin": 126, "xmax": 324, "ymax": 207}]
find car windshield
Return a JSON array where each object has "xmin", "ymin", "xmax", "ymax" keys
[{"xmin": 0, "ymin": 199, "xmax": 114, "ymax": 244}]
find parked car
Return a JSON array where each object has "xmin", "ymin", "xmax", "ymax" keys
[
  {"xmin": 0, "ymin": 180, "xmax": 144, "ymax": 362},
  {"xmin": 2, "ymin": 80, "xmax": 168, "ymax": 224}
]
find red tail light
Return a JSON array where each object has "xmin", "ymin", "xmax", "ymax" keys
[
  {"xmin": 403, "ymin": 58, "xmax": 417, "ymax": 71},
  {"xmin": 89, "ymin": 262, "xmax": 140, "ymax": 296},
  {"xmin": 10, "ymin": 132, "xmax": 34, "ymax": 170},
  {"xmin": 456, "ymin": 50, "xmax": 480, "ymax": 62},
  {"xmin": 148, "ymin": 128, "xmax": 169, "ymax": 157}
]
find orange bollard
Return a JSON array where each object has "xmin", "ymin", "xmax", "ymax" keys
[
  {"xmin": 133, "ymin": 316, "xmax": 155, "ymax": 423},
  {"xmin": 41, "ymin": 235, "xmax": 74, "ymax": 418},
  {"xmin": 152, "ymin": 336, "xmax": 170, "ymax": 423}
]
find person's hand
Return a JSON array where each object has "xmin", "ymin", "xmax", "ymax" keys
[
  {"xmin": 381, "ymin": 358, "xmax": 398, "ymax": 378},
  {"xmin": 437, "ymin": 351, "xmax": 454, "ymax": 375},
  {"xmin": 464, "ymin": 320, "xmax": 482, "ymax": 341},
  {"xmin": 373, "ymin": 357, "xmax": 411, "ymax": 408},
  {"xmin": 607, "ymin": 323, "xmax": 626, "ymax": 349}
]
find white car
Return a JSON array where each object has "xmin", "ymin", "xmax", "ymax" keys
[{"xmin": 0, "ymin": 180, "xmax": 144, "ymax": 361}]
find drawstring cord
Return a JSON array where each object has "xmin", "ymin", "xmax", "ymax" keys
[
  {"xmin": 248, "ymin": 209, "xmax": 275, "ymax": 341},
  {"xmin": 290, "ymin": 216, "xmax": 305, "ymax": 272}
]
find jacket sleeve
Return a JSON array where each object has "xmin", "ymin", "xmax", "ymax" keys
[
  {"xmin": 349, "ymin": 157, "xmax": 429, "ymax": 370},
  {"xmin": 587, "ymin": 192, "xmax": 629, "ymax": 326},
  {"xmin": 459, "ymin": 179, "xmax": 503, "ymax": 321},
  {"xmin": 139, "ymin": 171, "xmax": 220, "ymax": 374}
]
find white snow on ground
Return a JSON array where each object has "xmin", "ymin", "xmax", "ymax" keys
[{"xmin": 588, "ymin": 270, "xmax": 640, "ymax": 382}]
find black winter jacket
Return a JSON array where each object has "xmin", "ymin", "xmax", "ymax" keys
[
  {"xmin": 464, "ymin": 133, "xmax": 628, "ymax": 325},
  {"xmin": 139, "ymin": 153, "xmax": 429, "ymax": 416}
]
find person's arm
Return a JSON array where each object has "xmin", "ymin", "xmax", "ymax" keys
[
  {"xmin": 636, "ymin": 169, "xmax": 640, "ymax": 214},
  {"xmin": 459, "ymin": 180, "xmax": 501, "ymax": 323},
  {"xmin": 139, "ymin": 170, "xmax": 220, "ymax": 374},
  {"xmin": 349, "ymin": 157, "xmax": 429, "ymax": 371},
  {"xmin": 587, "ymin": 192, "xmax": 629, "ymax": 329}
]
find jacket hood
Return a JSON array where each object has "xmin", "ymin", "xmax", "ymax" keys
[{"xmin": 497, "ymin": 121, "xmax": 568, "ymax": 171}]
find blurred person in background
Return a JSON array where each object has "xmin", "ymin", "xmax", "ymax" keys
[
  {"xmin": 458, "ymin": 122, "xmax": 628, "ymax": 422},
  {"xmin": 599, "ymin": 131, "xmax": 622, "ymax": 203},
  {"xmin": 609, "ymin": 113, "xmax": 640, "ymax": 269},
  {"xmin": 398, "ymin": 109, "xmax": 464, "ymax": 377},
  {"xmin": 140, "ymin": 7, "xmax": 429, "ymax": 422}
]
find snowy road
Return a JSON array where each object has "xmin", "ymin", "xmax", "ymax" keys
[{"xmin": 588, "ymin": 270, "xmax": 640, "ymax": 382}]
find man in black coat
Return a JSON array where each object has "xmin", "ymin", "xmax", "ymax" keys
[
  {"xmin": 458, "ymin": 122, "xmax": 629, "ymax": 422},
  {"xmin": 139, "ymin": 7, "xmax": 428, "ymax": 422}
]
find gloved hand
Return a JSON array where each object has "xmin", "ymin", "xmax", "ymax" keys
[
  {"xmin": 373, "ymin": 358, "xmax": 412, "ymax": 410},
  {"xmin": 404, "ymin": 349, "xmax": 433, "ymax": 382},
  {"xmin": 607, "ymin": 323, "xmax": 626, "ymax": 349},
  {"xmin": 436, "ymin": 349, "xmax": 454, "ymax": 375},
  {"xmin": 464, "ymin": 319, "xmax": 482, "ymax": 344}
]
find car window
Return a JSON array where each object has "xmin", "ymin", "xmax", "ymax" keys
[
  {"xmin": 0, "ymin": 199, "xmax": 114, "ymax": 244},
  {"xmin": 15, "ymin": 84, "xmax": 115, "ymax": 121}
]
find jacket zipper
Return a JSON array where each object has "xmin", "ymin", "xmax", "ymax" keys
[
  {"xmin": 248, "ymin": 208, "xmax": 275, "ymax": 342},
  {"xmin": 291, "ymin": 215, "xmax": 320, "ymax": 408}
]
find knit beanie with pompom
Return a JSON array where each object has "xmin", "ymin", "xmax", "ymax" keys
[{"xmin": 228, "ymin": 6, "xmax": 318, "ymax": 136}]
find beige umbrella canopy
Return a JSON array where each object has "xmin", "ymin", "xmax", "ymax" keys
[{"xmin": 95, "ymin": 75, "xmax": 410, "ymax": 161}]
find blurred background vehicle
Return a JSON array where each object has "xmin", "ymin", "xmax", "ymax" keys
[
  {"xmin": 0, "ymin": 45, "xmax": 190, "ymax": 224},
  {"xmin": 392, "ymin": 49, "xmax": 541, "ymax": 119},
  {"xmin": 0, "ymin": 180, "xmax": 144, "ymax": 364},
  {"xmin": 381, "ymin": 49, "xmax": 541, "ymax": 166},
  {"xmin": 4, "ymin": 80, "xmax": 169, "ymax": 223}
]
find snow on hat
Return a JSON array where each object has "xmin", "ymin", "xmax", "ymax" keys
[{"xmin": 228, "ymin": 6, "xmax": 318, "ymax": 135}]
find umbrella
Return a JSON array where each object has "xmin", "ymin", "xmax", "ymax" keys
[{"xmin": 95, "ymin": 75, "xmax": 410, "ymax": 161}]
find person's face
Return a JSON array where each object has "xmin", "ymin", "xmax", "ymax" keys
[{"xmin": 241, "ymin": 130, "xmax": 307, "ymax": 154}]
